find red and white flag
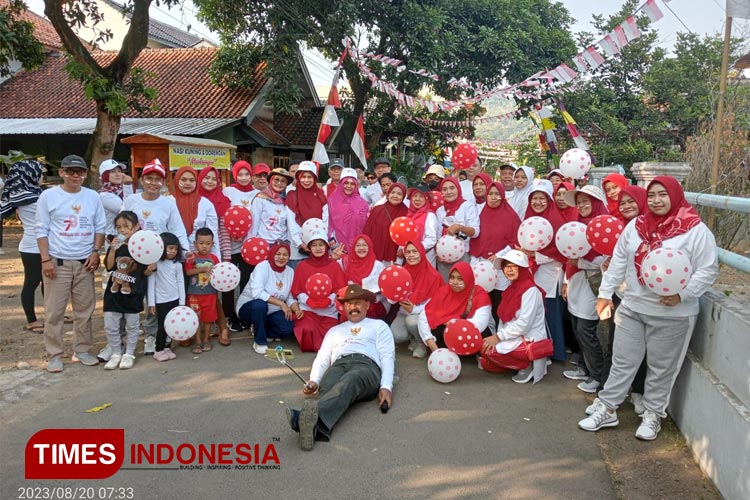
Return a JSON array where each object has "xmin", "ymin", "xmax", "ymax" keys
[
  {"xmin": 582, "ymin": 46, "xmax": 605, "ymax": 70},
  {"xmin": 621, "ymin": 16, "xmax": 641, "ymax": 41},
  {"xmin": 350, "ymin": 114, "xmax": 368, "ymax": 170},
  {"xmin": 642, "ymin": 0, "xmax": 664, "ymax": 23},
  {"xmin": 312, "ymin": 84, "xmax": 342, "ymax": 164}
]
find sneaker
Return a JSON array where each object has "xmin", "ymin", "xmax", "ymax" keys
[
  {"xmin": 73, "ymin": 352, "xmax": 100, "ymax": 366},
  {"xmin": 228, "ymin": 320, "xmax": 243, "ymax": 332},
  {"xmin": 153, "ymin": 350, "xmax": 170, "ymax": 362},
  {"xmin": 164, "ymin": 348, "xmax": 177, "ymax": 360},
  {"xmin": 47, "ymin": 357, "xmax": 63, "ymax": 373},
  {"xmin": 253, "ymin": 342, "xmax": 268, "ymax": 355},
  {"xmin": 563, "ymin": 367, "xmax": 589, "ymax": 381},
  {"xmin": 407, "ymin": 337, "xmax": 419, "ymax": 352},
  {"xmin": 477, "ymin": 355, "xmax": 484, "ymax": 371},
  {"xmin": 568, "ymin": 352, "xmax": 580, "ymax": 366},
  {"xmin": 579, "ymin": 405, "xmax": 619, "ymax": 432},
  {"xmin": 96, "ymin": 344, "xmax": 113, "ymax": 362},
  {"xmin": 635, "ymin": 410, "xmax": 661, "ymax": 440},
  {"xmin": 119, "ymin": 354, "xmax": 135, "ymax": 370},
  {"xmin": 585, "ymin": 397, "xmax": 606, "ymax": 416},
  {"xmin": 512, "ymin": 366, "xmax": 533, "ymax": 384},
  {"xmin": 104, "ymin": 354, "xmax": 122, "ymax": 370},
  {"xmin": 299, "ymin": 399, "xmax": 318, "ymax": 451},
  {"xmin": 143, "ymin": 336, "xmax": 156, "ymax": 355},
  {"xmin": 631, "ymin": 392, "xmax": 645, "ymax": 415},
  {"xmin": 577, "ymin": 378, "xmax": 600, "ymax": 394},
  {"xmin": 286, "ymin": 407, "xmax": 300, "ymax": 433},
  {"xmin": 412, "ymin": 344, "xmax": 427, "ymax": 359}
]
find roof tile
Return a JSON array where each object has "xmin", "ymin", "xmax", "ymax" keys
[
  {"xmin": 0, "ymin": 0, "xmax": 63, "ymax": 49},
  {"xmin": 275, "ymin": 108, "xmax": 323, "ymax": 146}
]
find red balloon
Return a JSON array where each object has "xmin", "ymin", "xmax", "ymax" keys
[
  {"xmin": 378, "ymin": 265, "xmax": 413, "ymax": 303},
  {"xmin": 305, "ymin": 273, "xmax": 333, "ymax": 309},
  {"xmin": 585, "ymin": 215, "xmax": 624, "ymax": 256},
  {"xmin": 223, "ymin": 206, "xmax": 252, "ymax": 239},
  {"xmin": 334, "ymin": 286, "xmax": 348, "ymax": 316},
  {"xmin": 389, "ymin": 216, "xmax": 418, "ymax": 246},
  {"xmin": 241, "ymin": 237, "xmax": 269, "ymax": 265},
  {"xmin": 444, "ymin": 319, "xmax": 482, "ymax": 355},
  {"xmin": 452, "ymin": 143, "xmax": 479, "ymax": 170}
]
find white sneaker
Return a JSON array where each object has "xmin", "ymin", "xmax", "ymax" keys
[
  {"xmin": 512, "ymin": 367, "xmax": 533, "ymax": 384},
  {"xmin": 119, "ymin": 354, "xmax": 135, "ymax": 370},
  {"xmin": 253, "ymin": 342, "xmax": 268, "ymax": 355},
  {"xmin": 579, "ymin": 405, "xmax": 619, "ymax": 432},
  {"xmin": 143, "ymin": 336, "xmax": 156, "ymax": 355},
  {"xmin": 563, "ymin": 367, "xmax": 589, "ymax": 380},
  {"xmin": 631, "ymin": 392, "xmax": 645, "ymax": 415},
  {"xmin": 407, "ymin": 337, "xmax": 418, "ymax": 352},
  {"xmin": 635, "ymin": 410, "xmax": 661, "ymax": 440},
  {"xmin": 412, "ymin": 344, "xmax": 427, "ymax": 359},
  {"xmin": 577, "ymin": 378, "xmax": 600, "ymax": 394},
  {"xmin": 104, "ymin": 354, "xmax": 122, "ymax": 370},
  {"xmin": 585, "ymin": 397, "xmax": 606, "ymax": 416},
  {"xmin": 97, "ymin": 344, "xmax": 113, "ymax": 362}
]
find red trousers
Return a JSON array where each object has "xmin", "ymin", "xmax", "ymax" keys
[{"xmin": 294, "ymin": 312, "xmax": 338, "ymax": 352}]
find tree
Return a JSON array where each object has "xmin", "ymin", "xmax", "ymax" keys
[
  {"xmin": 0, "ymin": 0, "xmax": 45, "ymax": 76},
  {"xmin": 42, "ymin": 0, "xmax": 176, "ymax": 173},
  {"xmin": 195, "ymin": 0, "xmax": 577, "ymax": 155}
]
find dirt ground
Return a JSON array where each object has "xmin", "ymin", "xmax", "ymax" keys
[{"xmin": 0, "ymin": 225, "xmax": 728, "ymax": 498}]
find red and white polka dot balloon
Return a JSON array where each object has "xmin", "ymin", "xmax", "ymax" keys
[
  {"xmin": 241, "ymin": 237, "xmax": 269, "ymax": 266},
  {"xmin": 209, "ymin": 262, "xmax": 241, "ymax": 292},
  {"xmin": 305, "ymin": 273, "xmax": 333, "ymax": 298},
  {"xmin": 436, "ymin": 235, "xmax": 465, "ymax": 263},
  {"xmin": 452, "ymin": 143, "xmax": 479, "ymax": 170},
  {"xmin": 164, "ymin": 306, "xmax": 199, "ymax": 341},
  {"xmin": 585, "ymin": 215, "xmax": 624, "ymax": 256},
  {"xmin": 428, "ymin": 348, "xmax": 462, "ymax": 383},
  {"xmin": 444, "ymin": 319, "xmax": 482, "ymax": 355},
  {"xmin": 517, "ymin": 216, "xmax": 554, "ymax": 252},
  {"xmin": 378, "ymin": 265, "xmax": 413, "ymax": 303},
  {"xmin": 472, "ymin": 260, "xmax": 500, "ymax": 292},
  {"xmin": 556, "ymin": 221, "xmax": 591, "ymax": 259},
  {"xmin": 223, "ymin": 206, "xmax": 252, "ymax": 239},
  {"xmin": 389, "ymin": 216, "xmax": 418, "ymax": 246},
  {"xmin": 127, "ymin": 230, "xmax": 164, "ymax": 265},
  {"xmin": 642, "ymin": 248, "xmax": 692, "ymax": 296},
  {"xmin": 301, "ymin": 218, "xmax": 326, "ymax": 245},
  {"xmin": 559, "ymin": 148, "xmax": 592, "ymax": 179}
]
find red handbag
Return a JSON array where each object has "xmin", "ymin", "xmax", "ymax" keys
[{"xmin": 522, "ymin": 338, "xmax": 554, "ymax": 361}]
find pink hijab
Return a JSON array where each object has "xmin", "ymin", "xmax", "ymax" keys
[{"xmin": 327, "ymin": 172, "xmax": 370, "ymax": 253}]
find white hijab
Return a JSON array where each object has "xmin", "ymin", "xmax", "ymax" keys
[{"xmin": 509, "ymin": 165, "xmax": 535, "ymax": 218}]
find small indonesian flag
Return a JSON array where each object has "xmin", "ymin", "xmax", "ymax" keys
[
  {"xmin": 351, "ymin": 114, "xmax": 368, "ymax": 170},
  {"xmin": 642, "ymin": 0, "xmax": 664, "ymax": 23},
  {"xmin": 313, "ymin": 85, "xmax": 342, "ymax": 164}
]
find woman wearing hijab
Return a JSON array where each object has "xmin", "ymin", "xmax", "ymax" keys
[
  {"xmin": 523, "ymin": 180, "xmax": 567, "ymax": 362},
  {"xmin": 469, "ymin": 181, "xmax": 521, "ymax": 325},
  {"xmin": 237, "ymin": 242, "xmax": 302, "ymax": 354},
  {"xmin": 286, "ymin": 161, "xmax": 328, "ymax": 267},
  {"xmin": 478, "ymin": 249, "xmax": 548, "ymax": 384},
  {"xmin": 327, "ymin": 167, "xmax": 369, "ymax": 254},
  {"xmin": 553, "ymin": 182, "xmax": 579, "ymax": 223},
  {"xmin": 471, "ymin": 173, "xmax": 494, "ymax": 205},
  {"xmin": 1, "ymin": 159, "xmax": 45, "ymax": 333},
  {"xmin": 363, "ymin": 182, "xmax": 408, "ymax": 264},
  {"xmin": 509, "ymin": 165, "xmax": 535, "ymax": 217},
  {"xmin": 338, "ymin": 234, "xmax": 388, "ymax": 320},
  {"xmin": 392, "ymin": 240, "xmax": 444, "ymax": 358},
  {"xmin": 580, "ymin": 176, "xmax": 718, "ymax": 441},
  {"xmin": 98, "ymin": 159, "xmax": 134, "ymax": 237},
  {"xmin": 290, "ymin": 230, "xmax": 347, "ymax": 352},
  {"xmin": 560, "ymin": 186, "xmax": 610, "ymax": 394},
  {"xmin": 435, "ymin": 177, "xmax": 480, "ymax": 280},
  {"xmin": 417, "ymin": 261, "xmax": 491, "ymax": 353},
  {"xmin": 405, "ymin": 184, "xmax": 439, "ymax": 265},
  {"xmin": 172, "ymin": 166, "xmax": 220, "ymax": 258},
  {"xmin": 250, "ymin": 168, "xmax": 295, "ymax": 247},
  {"xmin": 601, "ymin": 173, "xmax": 630, "ymax": 221}
]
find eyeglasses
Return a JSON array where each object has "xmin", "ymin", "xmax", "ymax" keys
[
  {"xmin": 63, "ymin": 169, "xmax": 87, "ymax": 177},
  {"xmin": 366, "ymin": 176, "xmax": 376, "ymax": 180},
  {"xmin": 271, "ymin": 177, "xmax": 287, "ymax": 185}
]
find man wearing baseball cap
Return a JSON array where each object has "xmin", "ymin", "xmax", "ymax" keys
[
  {"xmin": 325, "ymin": 158, "xmax": 345, "ymax": 198},
  {"xmin": 363, "ymin": 157, "xmax": 392, "ymax": 205},
  {"xmin": 498, "ymin": 163, "xmax": 517, "ymax": 200},
  {"xmin": 286, "ymin": 284, "xmax": 395, "ymax": 451},
  {"xmin": 252, "ymin": 162, "xmax": 271, "ymax": 192}
]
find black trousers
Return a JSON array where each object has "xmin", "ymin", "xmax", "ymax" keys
[
  {"xmin": 20, "ymin": 251, "xmax": 43, "ymax": 324},
  {"xmin": 222, "ymin": 253, "xmax": 254, "ymax": 323},
  {"xmin": 571, "ymin": 315, "xmax": 605, "ymax": 384},
  {"xmin": 155, "ymin": 299, "xmax": 179, "ymax": 351}
]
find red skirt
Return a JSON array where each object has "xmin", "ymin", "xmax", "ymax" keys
[
  {"xmin": 294, "ymin": 313, "xmax": 338, "ymax": 352},
  {"xmin": 479, "ymin": 344, "xmax": 530, "ymax": 373}
]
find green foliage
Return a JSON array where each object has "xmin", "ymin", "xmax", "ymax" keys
[{"xmin": 0, "ymin": 0, "xmax": 45, "ymax": 76}]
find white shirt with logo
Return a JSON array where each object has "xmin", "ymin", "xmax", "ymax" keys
[{"xmin": 36, "ymin": 186, "xmax": 106, "ymax": 259}]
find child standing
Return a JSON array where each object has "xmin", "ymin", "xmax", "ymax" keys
[
  {"xmin": 148, "ymin": 232, "xmax": 186, "ymax": 361},
  {"xmin": 184, "ymin": 227, "xmax": 219, "ymax": 353},
  {"xmin": 103, "ymin": 211, "xmax": 153, "ymax": 370}
]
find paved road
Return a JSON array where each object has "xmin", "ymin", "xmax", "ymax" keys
[{"xmin": 1, "ymin": 337, "xmax": 614, "ymax": 500}]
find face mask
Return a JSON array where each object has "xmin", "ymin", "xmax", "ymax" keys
[{"xmin": 427, "ymin": 179, "xmax": 440, "ymax": 190}]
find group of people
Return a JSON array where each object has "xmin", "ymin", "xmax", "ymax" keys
[{"xmin": 0, "ymin": 150, "xmax": 718, "ymax": 447}]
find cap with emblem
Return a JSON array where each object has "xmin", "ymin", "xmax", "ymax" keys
[{"xmin": 61, "ymin": 155, "xmax": 87, "ymax": 169}]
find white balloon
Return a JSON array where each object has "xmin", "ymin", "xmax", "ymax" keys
[
  {"xmin": 642, "ymin": 248, "xmax": 692, "ymax": 297},
  {"xmin": 209, "ymin": 262, "xmax": 241, "ymax": 292},
  {"xmin": 301, "ymin": 218, "xmax": 326, "ymax": 245},
  {"xmin": 555, "ymin": 221, "xmax": 591, "ymax": 259},
  {"xmin": 428, "ymin": 348, "xmax": 462, "ymax": 383},
  {"xmin": 436, "ymin": 235, "xmax": 465, "ymax": 263},
  {"xmin": 559, "ymin": 148, "xmax": 592, "ymax": 179},
  {"xmin": 472, "ymin": 260, "xmax": 500, "ymax": 292},
  {"xmin": 164, "ymin": 306, "xmax": 199, "ymax": 341},
  {"xmin": 127, "ymin": 230, "xmax": 164, "ymax": 265},
  {"xmin": 517, "ymin": 216, "xmax": 554, "ymax": 251}
]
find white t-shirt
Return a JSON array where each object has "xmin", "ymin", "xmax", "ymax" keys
[
  {"xmin": 459, "ymin": 179, "xmax": 476, "ymax": 204},
  {"xmin": 122, "ymin": 193, "xmax": 189, "ymax": 251},
  {"xmin": 36, "ymin": 186, "xmax": 106, "ymax": 259},
  {"xmin": 17, "ymin": 203, "xmax": 39, "ymax": 253},
  {"xmin": 100, "ymin": 185, "xmax": 133, "ymax": 236},
  {"xmin": 435, "ymin": 201, "xmax": 480, "ymax": 253},
  {"xmin": 494, "ymin": 287, "xmax": 546, "ymax": 354},
  {"xmin": 236, "ymin": 260, "xmax": 295, "ymax": 314},
  {"xmin": 147, "ymin": 259, "xmax": 186, "ymax": 307}
]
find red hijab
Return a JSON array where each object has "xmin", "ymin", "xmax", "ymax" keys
[
  {"xmin": 198, "ymin": 167, "xmax": 231, "ymax": 218},
  {"xmin": 291, "ymin": 239, "xmax": 347, "ymax": 299},
  {"xmin": 472, "ymin": 173, "xmax": 493, "ymax": 204},
  {"xmin": 363, "ymin": 182, "xmax": 408, "ymax": 261},
  {"xmin": 425, "ymin": 262, "xmax": 491, "ymax": 328},
  {"xmin": 403, "ymin": 240, "xmax": 444, "ymax": 304},
  {"xmin": 470, "ymin": 182, "xmax": 520, "ymax": 258},
  {"xmin": 286, "ymin": 170, "xmax": 327, "ymax": 226},
  {"xmin": 618, "ymin": 185, "xmax": 647, "ymax": 221},
  {"xmin": 439, "ymin": 177, "xmax": 465, "ymax": 216},
  {"xmin": 554, "ymin": 182, "xmax": 579, "ymax": 222},
  {"xmin": 172, "ymin": 166, "xmax": 200, "ymax": 236},
  {"xmin": 497, "ymin": 261, "xmax": 543, "ymax": 323},
  {"xmin": 602, "ymin": 173, "xmax": 630, "ymax": 220},
  {"xmin": 230, "ymin": 161, "xmax": 254, "ymax": 192},
  {"xmin": 268, "ymin": 242, "xmax": 291, "ymax": 273},
  {"xmin": 524, "ymin": 186, "xmax": 567, "ymax": 265},
  {"xmin": 343, "ymin": 234, "xmax": 377, "ymax": 284},
  {"xmin": 566, "ymin": 190, "xmax": 609, "ymax": 279},
  {"xmin": 634, "ymin": 176, "xmax": 702, "ymax": 285},
  {"xmin": 406, "ymin": 188, "xmax": 431, "ymax": 240}
]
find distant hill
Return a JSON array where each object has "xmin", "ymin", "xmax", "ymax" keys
[{"xmin": 474, "ymin": 94, "xmax": 536, "ymax": 142}]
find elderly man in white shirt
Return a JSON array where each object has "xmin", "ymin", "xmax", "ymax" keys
[{"xmin": 285, "ymin": 284, "xmax": 395, "ymax": 451}]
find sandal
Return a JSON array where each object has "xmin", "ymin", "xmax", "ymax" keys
[
  {"xmin": 191, "ymin": 345, "xmax": 203, "ymax": 354},
  {"xmin": 219, "ymin": 329, "xmax": 231, "ymax": 346},
  {"xmin": 201, "ymin": 342, "xmax": 213, "ymax": 352},
  {"xmin": 25, "ymin": 324, "xmax": 45, "ymax": 334}
]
